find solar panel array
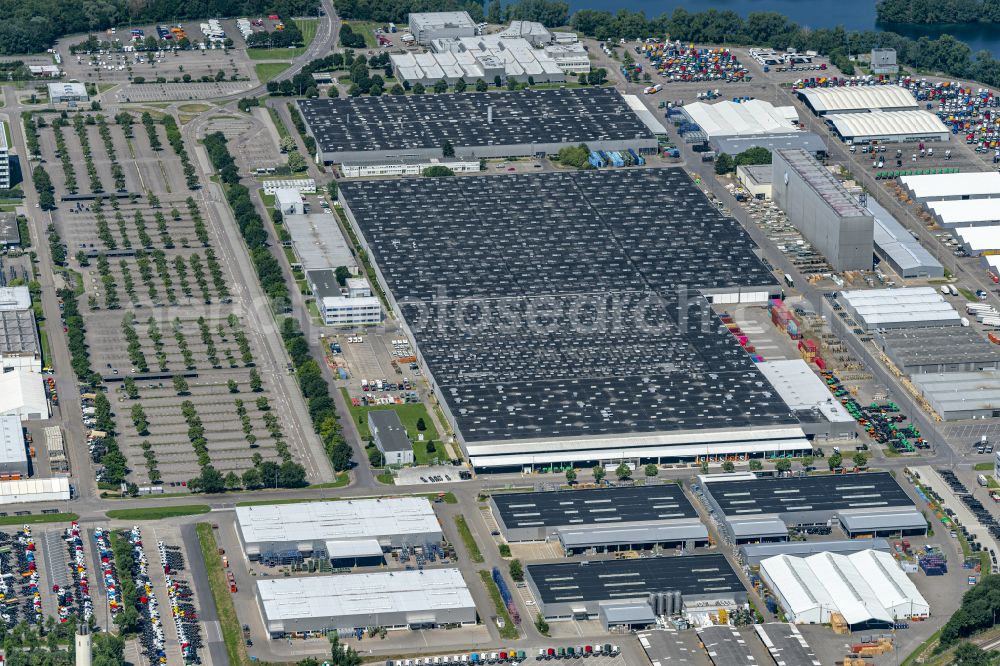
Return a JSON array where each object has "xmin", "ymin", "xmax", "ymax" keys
[
  {"xmin": 298, "ymin": 87, "xmax": 654, "ymax": 156},
  {"xmin": 340, "ymin": 169, "xmax": 790, "ymax": 442}
]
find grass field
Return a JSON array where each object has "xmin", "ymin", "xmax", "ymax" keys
[
  {"xmin": 478, "ymin": 570, "xmax": 520, "ymax": 640},
  {"xmin": 344, "ymin": 21, "xmax": 379, "ymax": 48},
  {"xmin": 177, "ymin": 103, "xmax": 211, "ymax": 113},
  {"xmin": 0, "ymin": 512, "xmax": 78, "ymax": 526},
  {"xmin": 248, "ymin": 46, "xmax": 307, "ymax": 60},
  {"xmin": 455, "ymin": 515, "xmax": 484, "ymax": 563},
  {"xmin": 267, "ymin": 107, "xmax": 290, "ymax": 139},
  {"xmin": 295, "ymin": 18, "xmax": 318, "ymax": 45},
  {"xmin": 197, "ymin": 524, "xmax": 246, "ymax": 666},
  {"xmin": 254, "ymin": 62, "xmax": 290, "ymax": 83},
  {"xmin": 234, "ymin": 489, "xmax": 455, "ymax": 507},
  {"xmin": 341, "ymin": 389, "xmax": 440, "ymax": 461},
  {"xmin": 975, "ymin": 462, "xmax": 995, "ymax": 471},
  {"xmin": 106, "ymin": 505, "xmax": 210, "ymax": 520}
]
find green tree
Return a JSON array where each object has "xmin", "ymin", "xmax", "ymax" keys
[
  {"xmin": 454, "ymin": 78, "xmax": 467, "ymax": 92},
  {"xmin": 475, "ymin": 78, "xmax": 488, "ymax": 91},
  {"xmin": 714, "ymin": 152, "xmax": 736, "ymax": 174},
  {"xmin": 413, "ymin": 82, "xmax": 425, "ymax": 95},
  {"xmin": 196, "ymin": 465, "xmax": 225, "ymax": 493},
  {"xmin": 279, "ymin": 136, "xmax": 297, "ymax": 153},
  {"xmin": 644, "ymin": 463, "xmax": 658, "ymax": 477},
  {"xmin": 801, "ymin": 456, "xmax": 814, "ymax": 469},
  {"xmin": 565, "ymin": 468, "xmax": 577, "ymax": 485},
  {"xmin": 749, "ymin": 459, "xmax": 762, "ymax": 471},
  {"xmin": 287, "ymin": 150, "xmax": 307, "ymax": 172},
  {"xmin": 173, "ymin": 375, "xmax": 189, "ymax": 395},
  {"xmin": 328, "ymin": 85, "xmax": 340, "ymax": 98},
  {"xmin": 416, "ymin": 417, "xmax": 427, "ymax": 431},
  {"xmin": 433, "ymin": 79, "xmax": 448, "ymax": 94},
  {"xmin": 735, "ymin": 146, "xmax": 772, "ymax": 166},
  {"xmin": 335, "ymin": 265, "xmax": 351, "ymax": 286},
  {"xmin": 442, "ymin": 139, "xmax": 455, "ymax": 157},
  {"xmin": 828, "ymin": 452, "xmax": 843, "ymax": 470},
  {"xmin": 535, "ymin": 613, "xmax": 550, "ymax": 636},
  {"xmin": 775, "ymin": 458, "xmax": 792, "ymax": 473},
  {"xmin": 592, "ymin": 465, "xmax": 606, "ymax": 484},
  {"xmin": 852, "ymin": 452, "xmax": 868, "ymax": 469},
  {"xmin": 242, "ymin": 467, "xmax": 262, "ymax": 489},
  {"xmin": 499, "ymin": 543, "xmax": 511, "ymax": 557},
  {"xmin": 368, "ymin": 447, "xmax": 384, "ymax": 467},
  {"xmin": 615, "ymin": 462, "xmax": 631, "ymax": 481},
  {"xmin": 249, "ymin": 368, "xmax": 263, "ymax": 392},
  {"xmin": 952, "ymin": 643, "xmax": 992, "ymax": 666},
  {"xmin": 224, "ymin": 471, "xmax": 242, "ymax": 490},
  {"xmin": 227, "ymin": 379, "xmax": 239, "ymax": 393},
  {"xmin": 330, "ymin": 439, "xmax": 353, "ymax": 471},
  {"xmin": 509, "ymin": 558, "xmax": 524, "ymax": 581},
  {"xmin": 130, "ymin": 403, "xmax": 149, "ymax": 435},
  {"xmin": 389, "ymin": 83, "xmax": 404, "ymax": 95}
]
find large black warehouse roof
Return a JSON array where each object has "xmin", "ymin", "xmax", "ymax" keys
[
  {"xmin": 297, "ymin": 87, "xmax": 653, "ymax": 156},
  {"xmin": 527, "ymin": 554, "xmax": 744, "ymax": 604}
]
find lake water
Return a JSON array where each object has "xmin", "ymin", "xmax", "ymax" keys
[{"xmin": 566, "ymin": 0, "xmax": 1000, "ymax": 57}]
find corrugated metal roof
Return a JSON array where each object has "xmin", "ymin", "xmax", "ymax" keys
[
  {"xmin": 828, "ymin": 111, "xmax": 948, "ymax": 139},
  {"xmin": 901, "ymin": 172, "xmax": 1000, "ymax": 200},
  {"xmin": 556, "ymin": 520, "xmax": 708, "ymax": 548},
  {"xmin": 837, "ymin": 508, "xmax": 926, "ymax": 531},
  {"xmin": 928, "ymin": 198, "xmax": 1000, "ymax": 226},
  {"xmin": 728, "ymin": 516, "xmax": 788, "ymax": 538},
  {"xmin": 683, "ymin": 99, "xmax": 800, "ymax": 138},
  {"xmin": 798, "ymin": 86, "xmax": 918, "ymax": 113},
  {"xmin": 598, "ymin": 602, "xmax": 656, "ymax": 625},
  {"xmin": 325, "ymin": 539, "xmax": 384, "ymax": 559}
]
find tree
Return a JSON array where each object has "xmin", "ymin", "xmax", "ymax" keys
[
  {"xmin": 389, "ymin": 83, "xmax": 404, "ymax": 95},
  {"xmin": 700, "ymin": 459, "xmax": 709, "ymax": 473},
  {"xmin": 953, "ymin": 643, "xmax": 992, "ymax": 666},
  {"xmin": 775, "ymin": 458, "xmax": 792, "ymax": 473},
  {"xmin": 131, "ymin": 404, "xmax": 149, "ymax": 435},
  {"xmin": 475, "ymin": 78, "xmax": 488, "ymax": 91},
  {"xmin": 644, "ymin": 463, "xmax": 658, "ymax": 477},
  {"xmin": 801, "ymin": 456, "xmax": 814, "ymax": 469},
  {"xmin": 249, "ymin": 368, "xmax": 263, "ymax": 392},
  {"xmin": 722, "ymin": 460, "xmax": 735, "ymax": 473},
  {"xmin": 422, "ymin": 165, "xmax": 455, "ymax": 177},
  {"xmin": 615, "ymin": 462, "xmax": 631, "ymax": 481},
  {"xmin": 852, "ymin": 452, "xmax": 868, "ymax": 469},
  {"xmin": 592, "ymin": 465, "xmax": 606, "ymax": 484},
  {"xmin": 413, "ymin": 82, "xmax": 425, "ymax": 95},
  {"xmin": 749, "ymin": 459, "xmax": 762, "ymax": 471},
  {"xmin": 368, "ymin": 447, "xmax": 384, "ymax": 467},
  {"xmin": 442, "ymin": 140, "xmax": 455, "ymax": 157},
  {"xmin": 328, "ymin": 85, "xmax": 340, "ymax": 98},
  {"xmin": 509, "ymin": 559, "xmax": 524, "ymax": 582},
  {"xmin": 433, "ymin": 79, "xmax": 448, "ymax": 94},
  {"xmin": 416, "ymin": 417, "xmax": 427, "ymax": 431},
  {"xmin": 279, "ymin": 136, "xmax": 297, "ymax": 153},
  {"xmin": 331, "ymin": 439, "xmax": 353, "ymax": 471},
  {"xmin": 828, "ymin": 452, "xmax": 843, "ymax": 470},
  {"xmin": 242, "ymin": 467, "xmax": 262, "ymax": 489},
  {"xmin": 735, "ymin": 146, "xmax": 772, "ymax": 166},
  {"xmin": 227, "ymin": 379, "xmax": 239, "ymax": 393},
  {"xmin": 494, "ymin": 75, "xmax": 502, "ymax": 87},
  {"xmin": 287, "ymin": 150, "xmax": 307, "ymax": 172},
  {"xmin": 714, "ymin": 152, "xmax": 736, "ymax": 174},
  {"xmin": 535, "ymin": 613, "xmax": 550, "ymax": 636},
  {"xmin": 425, "ymin": 439, "xmax": 435, "ymax": 453},
  {"xmin": 454, "ymin": 78, "xmax": 467, "ymax": 92},
  {"xmin": 173, "ymin": 375, "xmax": 189, "ymax": 395},
  {"xmin": 196, "ymin": 465, "xmax": 225, "ymax": 493},
  {"xmin": 499, "ymin": 543, "xmax": 511, "ymax": 557},
  {"xmin": 335, "ymin": 265, "xmax": 351, "ymax": 286},
  {"xmin": 565, "ymin": 468, "xmax": 577, "ymax": 485},
  {"xmin": 224, "ymin": 471, "xmax": 241, "ymax": 490}
]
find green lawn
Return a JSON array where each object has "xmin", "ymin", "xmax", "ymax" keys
[
  {"xmin": 344, "ymin": 21, "xmax": 379, "ymax": 48},
  {"xmin": 478, "ymin": 570, "xmax": 520, "ymax": 640},
  {"xmin": 197, "ymin": 523, "xmax": 247, "ymax": 666},
  {"xmin": 295, "ymin": 18, "xmax": 318, "ymax": 46},
  {"xmin": 959, "ymin": 287, "xmax": 979, "ymax": 302},
  {"xmin": 307, "ymin": 473, "xmax": 350, "ymax": 489},
  {"xmin": 266, "ymin": 107, "xmax": 290, "ymax": 139},
  {"xmin": 0, "ymin": 512, "xmax": 78, "ymax": 526},
  {"xmin": 106, "ymin": 504, "xmax": 210, "ymax": 520},
  {"xmin": 975, "ymin": 462, "xmax": 995, "ymax": 471},
  {"xmin": 248, "ymin": 46, "xmax": 307, "ymax": 60},
  {"xmin": 455, "ymin": 515, "xmax": 484, "ymax": 563},
  {"xmin": 341, "ymin": 389, "xmax": 442, "ymax": 463},
  {"xmin": 234, "ymin": 489, "xmax": 455, "ymax": 507},
  {"xmin": 254, "ymin": 62, "xmax": 290, "ymax": 83}
]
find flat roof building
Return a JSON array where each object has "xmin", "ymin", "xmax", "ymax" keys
[
  {"xmin": 870, "ymin": 48, "xmax": 899, "ymax": 75},
  {"xmin": 737, "ymin": 164, "xmax": 773, "ymax": 200},
  {"xmin": 490, "ymin": 485, "xmax": 707, "ymax": 553},
  {"xmin": 0, "ymin": 477, "xmax": 69, "ymax": 505},
  {"xmin": 47, "ymin": 82, "xmax": 88, "ymax": 104},
  {"xmin": 408, "ymin": 11, "xmax": 476, "ymax": 45},
  {"xmin": 274, "ymin": 188, "xmax": 303, "ymax": 216},
  {"xmin": 0, "ymin": 214, "xmax": 20, "ymax": 247},
  {"xmin": 307, "ymin": 267, "xmax": 381, "ymax": 327},
  {"xmin": 261, "ymin": 179, "xmax": 316, "ymax": 195},
  {"xmin": 525, "ymin": 554, "xmax": 746, "ymax": 622},
  {"xmin": 340, "ymin": 158, "xmax": 480, "ymax": 179},
  {"xmin": 339, "ymin": 169, "xmax": 807, "ymax": 471},
  {"xmin": 499, "ymin": 20, "xmax": 552, "ymax": 46},
  {"xmin": 900, "ymin": 171, "xmax": 1000, "ymax": 201},
  {"xmin": 0, "ymin": 287, "xmax": 31, "ymax": 312},
  {"xmin": 369, "ymin": 410, "xmax": 412, "ymax": 466},
  {"xmin": 839, "ymin": 287, "xmax": 961, "ymax": 330},
  {"xmin": 876, "ymin": 327, "xmax": 1000, "ymax": 374},
  {"xmin": 826, "ymin": 111, "xmax": 949, "ymax": 144},
  {"xmin": 255, "ymin": 568, "xmax": 476, "ymax": 637},
  {"xmin": 739, "ymin": 538, "xmax": 891, "ymax": 565},
  {"xmin": 955, "ymin": 225, "xmax": 1000, "ymax": 256},
  {"xmin": 772, "ymin": 148, "xmax": 874, "ymax": 271},
  {"xmin": 0, "ymin": 368, "xmax": 48, "ymax": 421},
  {"xmin": 681, "ymin": 99, "xmax": 826, "ymax": 156},
  {"xmin": 0, "ymin": 414, "xmax": 26, "ymax": 478},
  {"xmin": 284, "ymin": 213, "xmax": 356, "ymax": 274},
  {"xmin": 911, "ymin": 370, "xmax": 1000, "ymax": 420},
  {"xmin": 927, "ymin": 199, "xmax": 1000, "ymax": 228},
  {"xmin": 394, "ymin": 36, "xmax": 566, "ymax": 86},
  {"xmin": 298, "ymin": 88, "xmax": 657, "ymax": 165},
  {"xmin": 0, "ymin": 308, "xmax": 43, "ymax": 374},
  {"xmin": 700, "ymin": 472, "xmax": 925, "ymax": 542},
  {"xmin": 0, "ymin": 123, "xmax": 9, "ymax": 189},
  {"xmin": 797, "ymin": 86, "xmax": 918, "ymax": 115},
  {"xmin": 756, "ymin": 359, "xmax": 855, "ymax": 439},
  {"xmin": 236, "ymin": 497, "xmax": 442, "ymax": 560},
  {"xmin": 760, "ymin": 549, "xmax": 929, "ymax": 627},
  {"xmin": 866, "ymin": 197, "xmax": 944, "ymax": 278}
]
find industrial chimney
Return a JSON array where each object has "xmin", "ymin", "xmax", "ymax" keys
[{"xmin": 75, "ymin": 623, "xmax": 92, "ymax": 666}]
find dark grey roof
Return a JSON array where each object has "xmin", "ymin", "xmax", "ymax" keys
[
  {"xmin": 0, "ymin": 213, "xmax": 20, "ymax": 245},
  {"xmin": 697, "ymin": 625, "xmax": 756, "ymax": 666},
  {"xmin": 306, "ymin": 269, "xmax": 341, "ymax": 300},
  {"xmin": 754, "ymin": 624, "xmax": 822, "ymax": 666},
  {"xmin": 298, "ymin": 88, "xmax": 653, "ymax": 157},
  {"xmin": 557, "ymin": 521, "xmax": 708, "ymax": 548},
  {"xmin": 704, "ymin": 472, "xmax": 915, "ymax": 518},
  {"xmin": 877, "ymin": 327, "xmax": 1000, "ymax": 369},
  {"xmin": 341, "ymin": 169, "xmax": 791, "ymax": 443},
  {"xmin": 493, "ymin": 485, "xmax": 698, "ymax": 529},
  {"xmin": 739, "ymin": 538, "xmax": 891, "ymax": 563},
  {"xmin": 526, "ymin": 554, "xmax": 744, "ymax": 605},
  {"xmin": 714, "ymin": 132, "xmax": 826, "ymax": 156},
  {"xmin": 369, "ymin": 411, "xmax": 410, "ymax": 452}
]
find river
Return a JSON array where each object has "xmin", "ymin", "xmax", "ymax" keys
[{"xmin": 566, "ymin": 0, "xmax": 1000, "ymax": 57}]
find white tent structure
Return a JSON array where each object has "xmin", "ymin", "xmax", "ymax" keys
[{"xmin": 759, "ymin": 549, "xmax": 929, "ymax": 627}]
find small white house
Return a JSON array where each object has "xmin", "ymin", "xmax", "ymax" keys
[
  {"xmin": 274, "ymin": 188, "xmax": 304, "ymax": 216},
  {"xmin": 369, "ymin": 411, "xmax": 413, "ymax": 466}
]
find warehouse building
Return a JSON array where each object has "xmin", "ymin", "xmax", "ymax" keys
[
  {"xmin": 866, "ymin": 198, "xmax": 944, "ymax": 278},
  {"xmin": 875, "ymin": 327, "xmax": 1000, "ymax": 374},
  {"xmin": 283, "ymin": 214, "xmax": 356, "ymax": 274},
  {"xmin": 900, "ymin": 171, "xmax": 1000, "ymax": 202},
  {"xmin": 911, "ymin": 371, "xmax": 1000, "ymax": 420},
  {"xmin": 0, "ymin": 123, "xmax": 9, "ymax": 189},
  {"xmin": 0, "ymin": 368, "xmax": 49, "ymax": 421},
  {"xmin": 298, "ymin": 88, "xmax": 657, "ymax": 165},
  {"xmin": 699, "ymin": 472, "xmax": 925, "ymax": 543},
  {"xmin": 756, "ymin": 360, "xmax": 856, "ymax": 439},
  {"xmin": 772, "ymin": 148, "xmax": 874, "ymax": 271},
  {"xmin": 255, "ymin": 568, "xmax": 476, "ymax": 637},
  {"xmin": 499, "ymin": 20, "xmax": 553, "ymax": 46},
  {"xmin": 926, "ymin": 198, "xmax": 1000, "ymax": 228},
  {"xmin": 760, "ymin": 549, "xmax": 929, "ymax": 627},
  {"xmin": 622, "ymin": 95, "xmax": 669, "ymax": 136},
  {"xmin": 47, "ymin": 82, "xmax": 88, "ymax": 104},
  {"xmin": 839, "ymin": 287, "xmax": 961, "ymax": 330},
  {"xmin": 0, "ymin": 308, "xmax": 42, "ymax": 373},
  {"xmin": 737, "ymin": 164, "xmax": 773, "ymax": 199},
  {"xmin": 409, "ymin": 11, "xmax": 477, "ymax": 44},
  {"xmin": 826, "ymin": 111, "xmax": 949, "ymax": 144},
  {"xmin": 236, "ymin": 498, "xmax": 442, "ymax": 561},
  {"xmin": 369, "ymin": 410, "xmax": 413, "ymax": 466},
  {"xmin": 543, "ymin": 43, "xmax": 590, "ymax": 74},
  {"xmin": 954, "ymin": 225, "xmax": 1000, "ymax": 256},
  {"xmin": 306, "ymin": 269, "xmax": 381, "ymax": 327},
  {"xmin": 0, "ymin": 213, "xmax": 19, "ymax": 248},
  {"xmin": 339, "ymin": 169, "xmax": 809, "ymax": 471},
  {"xmin": 261, "ymin": 179, "xmax": 316, "ymax": 196},
  {"xmin": 681, "ymin": 99, "xmax": 825, "ymax": 156},
  {"xmin": 490, "ymin": 485, "xmax": 707, "ymax": 553},
  {"xmin": 391, "ymin": 36, "xmax": 566, "ymax": 86},
  {"xmin": 525, "ymin": 554, "xmax": 746, "ymax": 625},
  {"xmin": 0, "ymin": 477, "xmax": 69, "ymax": 505},
  {"xmin": 340, "ymin": 158, "xmax": 480, "ymax": 178},
  {"xmin": 0, "ymin": 414, "xmax": 27, "ymax": 479},
  {"xmin": 739, "ymin": 538, "xmax": 891, "ymax": 565},
  {"xmin": 797, "ymin": 86, "xmax": 919, "ymax": 115}
]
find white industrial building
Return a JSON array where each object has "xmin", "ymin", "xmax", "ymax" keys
[
  {"xmin": 866, "ymin": 197, "xmax": 944, "ymax": 278},
  {"xmin": 408, "ymin": 11, "xmax": 477, "ymax": 45},
  {"xmin": 927, "ymin": 199, "xmax": 1000, "ymax": 228},
  {"xmin": 391, "ymin": 36, "xmax": 566, "ymax": 86},
  {"xmin": 954, "ymin": 225, "xmax": 1000, "ymax": 256},
  {"xmin": 797, "ymin": 86, "xmax": 919, "ymax": 115},
  {"xmin": 340, "ymin": 159, "xmax": 480, "ymax": 178},
  {"xmin": 683, "ymin": 99, "xmax": 800, "ymax": 138},
  {"xmin": 756, "ymin": 360, "xmax": 855, "ymax": 438},
  {"xmin": 255, "ymin": 568, "xmax": 476, "ymax": 637},
  {"xmin": 261, "ymin": 179, "xmax": 316, "ymax": 195},
  {"xmin": 285, "ymin": 214, "xmax": 357, "ymax": 274},
  {"xmin": 0, "ymin": 287, "xmax": 31, "ymax": 311},
  {"xmin": 47, "ymin": 82, "xmax": 88, "ymax": 104},
  {"xmin": 543, "ymin": 43, "xmax": 590, "ymax": 74},
  {"xmin": 622, "ymin": 95, "xmax": 669, "ymax": 135},
  {"xmin": 0, "ymin": 122, "xmax": 9, "ymax": 189},
  {"xmin": 306, "ymin": 269, "xmax": 382, "ymax": 327},
  {"xmin": 0, "ymin": 477, "xmax": 70, "ymax": 504},
  {"xmin": 911, "ymin": 371, "xmax": 1000, "ymax": 420},
  {"xmin": 839, "ymin": 287, "xmax": 961, "ymax": 330},
  {"xmin": 901, "ymin": 171, "xmax": 1000, "ymax": 201},
  {"xmin": 0, "ymin": 368, "xmax": 49, "ymax": 421},
  {"xmin": 760, "ymin": 549, "xmax": 929, "ymax": 627},
  {"xmin": 499, "ymin": 20, "xmax": 552, "ymax": 46},
  {"xmin": 273, "ymin": 188, "xmax": 304, "ymax": 216},
  {"xmin": 827, "ymin": 111, "xmax": 950, "ymax": 144},
  {"xmin": 236, "ymin": 497, "xmax": 442, "ymax": 560},
  {"xmin": 0, "ymin": 414, "xmax": 27, "ymax": 478}
]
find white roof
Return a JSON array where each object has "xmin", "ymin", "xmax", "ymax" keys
[
  {"xmin": 757, "ymin": 360, "xmax": 854, "ymax": 424},
  {"xmin": 0, "ymin": 368, "xmax": 49, "ymax": 419},
  {"xmin": 798, "ymin": 86, "xmax": 918, "ymax": 113},
  {"xmin": 623, "ymin": 95, "xmax": 668, "ymax": 135},
  {"xmin": 683, "ymin": 99, "xmax": 800, "ymax": 138},
  {"xmin": 927, "ymin": 199, "xmax": 1000, "ymax": 226},
  {"xmin": 0, "ymin": 414, "xmax": 24, "ymax": 465},
  {"xmin": 901, "ymin": 172, "xmax": 1000, "ymax": 200},
  {"xmin": 0, "ymin": 477, "xmax": 70, "ymax": 504},
  {"xmin": 325, "ymin": 539, "xmax": 384, "ymax": 559},
  {"xmin": 840, "ymin": 287, "xmax": 961, "ymax": 327},
  {"xmin": 956, "ymin": 225, "xmax": 1000, "ymax": 252},
  {"xmin": 0, "ymin": 286, "xmax": 31, "ymax": 311},
  {"xmin": 283, "ymin": 213, "xmax": 356, "ymax": 273},
  {"xmin": 236, "ymin": 497, "xmax": 441, "ymax": 545},
  {"xmin": 274, "ymin": 188, "xmax": 301, "ymax": 205},
  {"xmin": 761, "ymin": 549, "xmax": 928, "ymax": 625},
  {"xmin": 47, "ymin": 82, "xmax": 87, "ymax": 99},
  {"xmin": 828, "ymin": 110, "xmax": 948, "ymax": 139},
  {"xmin": 257, "ymin": 568, "xmax": 474, "ymax": 621},
  {"xmin": 410, "ymin": 11, "xmax": 476, "ymax": 30}
]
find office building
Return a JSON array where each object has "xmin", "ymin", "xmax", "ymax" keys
[
  {"xmin": 0, "ymin": 123, "xmax": 9, "ymax": 189},
  {"xmin": 369, "ymin": 410, "xmax": 413, "ymax": 466},
  {"xmin": 870, "ymin": 48, "xmax": 899, "ymax": 75},
  {"xmin": 274, "ymin": 188, "xmax": 303, "ymax": 216},
  {"xmin": 408, "ymin": 12, "xmax": 477, "ymax": 45},
  {"xmin": 47, "ymin": 82, "xmax": 89, "ymax": 104}
]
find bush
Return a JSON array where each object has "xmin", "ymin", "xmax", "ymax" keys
[{"xmin": 555, "ymin": 144, "xmax": 592, "ymax": 170}]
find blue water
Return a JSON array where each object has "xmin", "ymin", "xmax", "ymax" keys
[{"xmin": 565, "ymin": 0, "xmax": 1000, "ymax": 57}]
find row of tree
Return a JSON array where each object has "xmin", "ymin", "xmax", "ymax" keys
[
  {"xmin": 876, "ymin": 0, "xmax": 1000, "ymax": 25},
  {"xmin": 713, "ymin": 146, "xmax": 772, "ymax": 175}
]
